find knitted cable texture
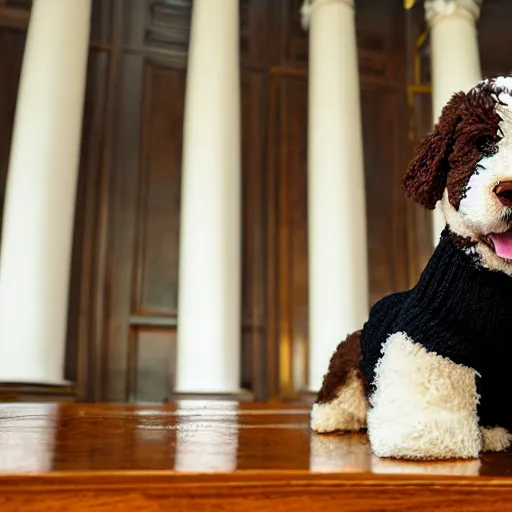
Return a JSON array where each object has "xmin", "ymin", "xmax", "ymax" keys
[{"xmin": 360, "ymin": 227, "xmax": 512, "ymax": 429}]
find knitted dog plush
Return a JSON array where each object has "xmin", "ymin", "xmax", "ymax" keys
[{"xmin": 311, "ymin": 76, "xmax": 512, "ymax": 461}]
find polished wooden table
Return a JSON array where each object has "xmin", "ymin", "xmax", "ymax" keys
[{"xmin": 0, "ymin": 402, "xmax": 511, "ymax": 510}]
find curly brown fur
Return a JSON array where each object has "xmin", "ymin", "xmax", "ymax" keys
[
  {"xmin": 403, "ymin": 93, "xmax": 466, "ymax": 209},
  {"xmin": 316, "ymin": 330, "xmax": 362, "ymax": 405},
  {"xmin": 447, "ymin": 83, "xmax": 505, "ymax": 209},
  {"xmin": 403, "ymin": 81, "xmax": 507, "ymax": 210},
  {"xmin": 450, "ymin": 231, "xmax": 478, "ymax": 251}
]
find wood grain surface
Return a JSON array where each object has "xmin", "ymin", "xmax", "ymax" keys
[{"xmin": 0, "ymin": 402, "xmax": 511, "ymax": 510}]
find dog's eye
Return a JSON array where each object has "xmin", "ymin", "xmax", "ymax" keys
[
  {"xmin": 476, "ymin": 135, "xmax": 494, "ymax": 152},
  {"xmin": 475, "ymin": 135, "xmax": 500, "ymax": 155}
]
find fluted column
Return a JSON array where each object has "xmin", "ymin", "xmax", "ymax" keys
[
  {"xmin": 176, "ymin": 0, "xmax": 241, "ymax": 393},
  {"xmin": 426, "ymin": 0, "xmax": 482, "ymax": 243},
  {"xmin": 302, "ymin": 0, "xmax": 369, "ymax": 392},
  {"xmin": 0, "ymin": 0, "xmax": 92, "ymax": 383}
]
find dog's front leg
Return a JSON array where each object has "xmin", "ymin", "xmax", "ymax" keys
[{"xmin": 367, "ymin": 332, "xmax": 481, "ymax": 460}]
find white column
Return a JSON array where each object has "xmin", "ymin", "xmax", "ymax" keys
[
  {"xmin": 176, "ymin": 0, "xmax": 241, "ymax": 393},
  {"xmin": 426, "ymin": 0, "xmax": 482, "ymax": 243},
  {"xmin": 0, "ymin": 0, "xmax": 92, "ymax": 384},
  {"xmin": 302, "ymin": 0, "xmax": 369, "ymax": 392}
]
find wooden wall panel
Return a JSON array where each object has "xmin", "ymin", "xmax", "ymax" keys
[
  {"xmin": 105, "ymin": 54, "xmax": 191, "ymax": 403},
  {"xmin": 480, "ymin": 0, "xmax": 512, "ymax": 77},
  {"xmin": 407, "ymin": 88, "xmax": 434, "ymax": 283},
  {"xmin": 134, "ymin": 329, "xmax": 176, "ymax": 402},
  {"xmin": 278, "ymin": 0, "xmax": 308, "ymax": 67},
  {"xmin": 362, "ymin": 90, "xmax": 410, "ymax": 306},
  {"xmin": 90, "ymin": 0, "xmax": 112, "ymax": 44},
  {"xmin": 4, "ymin": 0, "xmax": 31, "ymax": 9},
  {"xmin": 240, "ymin": 0, "xmax": 280, "ymax": 68},
  {"xmin": 134, "ymin": 62, "xmax": 184, "ymax": 317},
  {"xmin": 241, "ymin": 70, "xmax": 268, "ymax": 394},
  {"xmin": 356, "ymin": 0, "xmax": 401, "ymax": 84},
  {"xmin": 107, "ymin": 53, "xmax": 145, "ymax": 401}
]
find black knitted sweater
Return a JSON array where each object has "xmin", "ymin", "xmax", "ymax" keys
[{"xmin": 359, "ymin": 227, "xmax": 512, "ymax": 429}]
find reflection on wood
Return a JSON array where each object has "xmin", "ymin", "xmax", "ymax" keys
[
  {"xmin": 0, "ymin": 404, "xmax": 58, "ymax": 474},
  {"xmin": 174, "ymin": 401, "xmax": 239, "ymax": 472},
  {"xmin": 0, "ymin": 403, "xmax": 511, "ymax": 510}
]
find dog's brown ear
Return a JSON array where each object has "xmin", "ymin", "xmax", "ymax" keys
[{"xmin": 403, "ymin": 92, "xmax": 466, "ymax": 209}]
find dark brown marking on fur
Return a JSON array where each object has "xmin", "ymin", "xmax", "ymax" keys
[
  {"xmin": 316, "ymin": 330, "xmax": 362, "ymax": 405},
  {"xmin": 403, "ymin": 80, "xmax": 507, "ymax": 210},
  {"xmin": 402, "ymin": 92, "xmax": 466, "ymax": 209},
  {"xmin": 447, "ymin": 83, "xmax": 505, "ymax": 209},
  {"xmin": 449, "ymin": 231, "xmax": 477, "ymax": 251}
]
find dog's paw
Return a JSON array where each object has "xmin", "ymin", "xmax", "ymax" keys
[
  {"xmin": 481, "ymin": 426, "xmax": 512, "ymax": 452},
  {"xmin": 367, "ymin": 410, "xmax": 482, "ymax": 460},
  {"xmin": 310, "ymin": 370, "xmax": 368, "ymax": 433},
  {"xmin": 367, "ymin": 333, "xmax": 481, "ymax": 460}
]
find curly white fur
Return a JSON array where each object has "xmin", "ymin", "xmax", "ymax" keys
[
  {"xmin": 311, "ymin": 370, "xmax": 368, "ymax": 433},
  {"xmin": 367, "ymin": 333, "xmax": 481, "ymax": 460},
  {"xmin": 481, "ymin": 426, "xmax": 512, "ymax": 452}
]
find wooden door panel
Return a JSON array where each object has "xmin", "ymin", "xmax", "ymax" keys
[
  {"xmin": 134, "ymin": 62, "xmax": 184, "ymax": 318},
  {"xmin": 107, "ymin": 56, "xmax": 186, "ymax": 402},
  {"xmin": 134, "ymin": 329, "xmax": 176, "ymax": 403}
]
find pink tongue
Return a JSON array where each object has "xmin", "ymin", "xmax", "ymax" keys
[{"xmin": 490, "ymin": 231, "xmax": 512, "ymax": 259}]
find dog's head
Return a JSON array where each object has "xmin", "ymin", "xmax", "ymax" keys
[{"xmin": 404, "ymin": 76, "xmax": 512, "ymax": 275}]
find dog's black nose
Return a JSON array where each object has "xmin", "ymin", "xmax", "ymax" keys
[{"xmin": 495, "ymin": 182, "xmax": 512, "ymax": 207}]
